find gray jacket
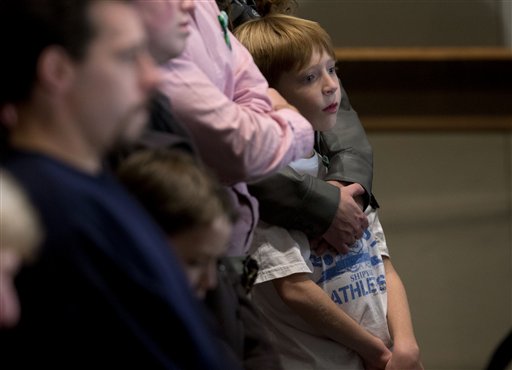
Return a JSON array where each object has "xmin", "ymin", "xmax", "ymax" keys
[{"xmin": 248, "ymin": 83, "xmax": 374, "ymax": 237}]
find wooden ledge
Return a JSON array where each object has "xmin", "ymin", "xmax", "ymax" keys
[
  {"xmin": 361, "ymin": 115, "xmax": 512, "ymax": 132},
  {"xmin": 335, "ymin": 48, "xmax": 512, "ymax": 131},
  {"xmin": 335, "ymin": 47, "xmax": 512, "ymax": 61}
]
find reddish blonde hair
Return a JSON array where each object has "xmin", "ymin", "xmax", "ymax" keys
[{"xmin": 234, "ymin": 14, "xmax": 335, "ymax": 87}]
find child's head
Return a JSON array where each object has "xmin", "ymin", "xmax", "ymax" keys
[
  {"xmin": 235, "ymin": 14, "xmax": 340, "ymax": 132},
  {"xmin": 216, "ymin": 0, "xmax": 297, "ymax": 30},
  {"xmin": 253, "ymin": 0, "xmax": 297, "ymax": 17},
  {"xmin": 117, "ymin": 149, "xmax": 235, "ymax": 299},
  {"xmin": 0, "ymin": 169, "xmax": 42, "ymax": 327},
  {"xmin": 0, "ymin": 0, "xmax": 160, "ymax": 158}
]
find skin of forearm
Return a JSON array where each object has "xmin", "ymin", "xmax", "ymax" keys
[
  {"xmin": 272, "ymin": 273, "xmax": 390, "ymax": 361},
  {"xmin": 384, "ymin": 258, "xmax": 420, "ymax": 352}
]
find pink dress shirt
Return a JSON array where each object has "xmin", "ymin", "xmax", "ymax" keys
[{"xmin": 160, "ymin": 0, "xmax": 314, "ymax": 254}]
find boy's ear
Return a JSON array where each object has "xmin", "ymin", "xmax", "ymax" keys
[{"xmin": 37, "ymin": 46, "xmax": 76, "ymax": 96}]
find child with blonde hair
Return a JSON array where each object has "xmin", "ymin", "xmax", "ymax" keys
[{"xmin": 236, "ymin": 14, "xmax": 423, "ymax": 370}]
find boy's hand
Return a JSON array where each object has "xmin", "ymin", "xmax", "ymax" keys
[
  {"xmin": 322, "ymin": 181, "xmax": 368, "ymax": 253},
  {"xmin": 359, "ymin": 335, "xmax": 392, "ymax": 370},
  {"xmin": 384, "ymin": 344, "xmax": 423, "ymax": 370}
]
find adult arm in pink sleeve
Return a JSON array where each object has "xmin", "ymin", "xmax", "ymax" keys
[{"xmin": 159, "ymin": 2, "xmax": 313, "ymax": 185}]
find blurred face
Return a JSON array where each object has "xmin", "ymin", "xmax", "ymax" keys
[
  {"xmin": 69, "ymin": 1, "xmax": 159, "ymax": 155},
  {"xmin": 171, "ymin": 216, "xmax": 232, "ymax": 299},
  {"xmin": 134, "ymin": 0, "xmax": 195, "ymax": 63},
  {"xmin": 0, "ymin": 249, "xmax": 22, "ymax": 328},
  {"xmin": 0, "ymin": 104, "xmax": 17, "ymax": 128},
  {"xmin": 275, "ymin": 49, "xmax": 340, "ymax": 132}
]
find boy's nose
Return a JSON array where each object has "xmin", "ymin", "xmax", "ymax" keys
[
  {"xmin": 322, "ymin": 71, "xmax": 339, "ymax": 95},
  {"xmin": 323, "ymin": 80, "xmax": 338, "ymax": 95}
]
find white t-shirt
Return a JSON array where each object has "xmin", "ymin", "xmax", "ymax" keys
[{"xmin": 249, "ymin": 153, "xmax": 391, "ymax": 369}]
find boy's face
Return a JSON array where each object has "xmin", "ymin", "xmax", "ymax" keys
[
  {"xmin": 67, "ymin": 1, "xmax": 159, "ymax": 154},
  {"xmin": 275, "ymin": 49, "xmax": 340, "ymax": 132},
  {"xmin": 133, "ymin": 0, "xmax": 195, "ymax": 63},
  {"xmin": 170, "ymin": 216, "xmax": 232, "ymax": 299}
]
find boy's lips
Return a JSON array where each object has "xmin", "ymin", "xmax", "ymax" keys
[{"xmin": 323, "ymin": 102, "xmax": 338, "ymax": 113}]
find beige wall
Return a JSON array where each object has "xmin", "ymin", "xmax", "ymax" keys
[
  {"xmin": 367, "ymin": 131, "xmax": 512, "ymax": 369},
  {"xmin": 297, "ymin": 0, "xmax": 510, "ymax": 47},
  {"xmin": 293, "ymin": 2, "xmax": 512, "ymax": 367},
  {"xmin": 503, "ymin": 0, "xmax": 512, "ymax": 47}
]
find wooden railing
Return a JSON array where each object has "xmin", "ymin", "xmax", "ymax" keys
[
  {"xmin": 335, "ymin": 47, "xmax": 512, "ymax": 61},
  {"xmin": 334, "ymin": 47, "xmax": 512, "ymax": 131}
]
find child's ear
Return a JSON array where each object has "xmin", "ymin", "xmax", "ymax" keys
[{"xmin": 37, "ymin": 46, "xmax": 76, "ymax": 96}]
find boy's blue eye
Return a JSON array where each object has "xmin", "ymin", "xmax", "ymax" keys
[{"xmin": 304, "ymin": 74, "xmax": 317, "ymax": 83}]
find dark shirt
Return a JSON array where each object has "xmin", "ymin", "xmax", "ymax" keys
[
  {"xmin": 1, "ymin": 150, "xmax": 235, "ymax": 369},
  {"xmin": 205, "ymin": 257, "xmax": 283, "ymax": 370}
]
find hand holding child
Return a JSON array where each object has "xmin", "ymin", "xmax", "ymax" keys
[{"xmin": 322, "ymin": 181, "xmax": 368, "ymax": 253}]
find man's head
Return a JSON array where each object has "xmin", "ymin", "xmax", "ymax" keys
[
  {"xmin": 0, "ymin": 0, "xmax": 159, "ymax": 161},
  {"xmin": 235, "ymin": 14, "xmax": 340, "ymax": 131},
  {"xmin": 0, "ymin": 0, "xmax": 96, "ymax": 106},
  {"xmin": 117, "ymin": 149, "xmax": 236, "ymax": 299},
  {"xmin": 132, "ymin": 0, "xmax": 195, "ymax": 63}
]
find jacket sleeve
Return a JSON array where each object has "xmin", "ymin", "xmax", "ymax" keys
[
  {"xmin": 249, "ymin": 83, "xmax": 374, "ymax": 237},
  {"xmin": 248, "ymin": 166, "xmax": 339, "ymax": 237},
  {"xmin": 320, "ymin": 82, "xmax": 373, "ymax": 203}
]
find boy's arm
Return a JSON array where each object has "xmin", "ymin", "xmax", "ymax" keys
[
  {"xmin": 383, "ymin": 258, "xmax": 423, "ymax": 370},
  {"xmin": 273, "ymin": 272, "xmax": 391, "ymax": 369}
]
